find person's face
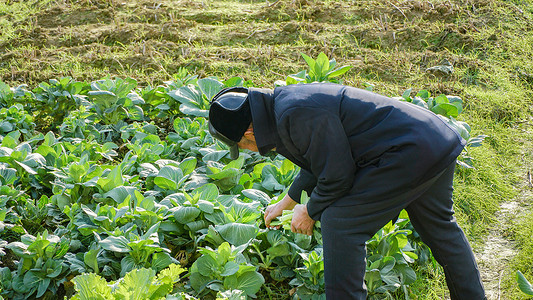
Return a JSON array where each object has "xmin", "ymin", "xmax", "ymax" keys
[{"xmin": 237, "ymin": 128, "xmax": 258, "ymax": 152}]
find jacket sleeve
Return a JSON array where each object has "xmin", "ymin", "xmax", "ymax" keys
[
  {"xmin": 278, "ymin": 107, "xmax": 357, "ymax": 220},
  {"xmin": 288, "ymin": 168, "xmax": 317, "ymax": 203}
]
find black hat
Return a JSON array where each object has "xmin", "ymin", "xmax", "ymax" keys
[{"xmin": 208, "ymin": 87, "xmax": 251, "ymax": 160}]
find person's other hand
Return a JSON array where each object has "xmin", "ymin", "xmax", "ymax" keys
[
  {"xmin": 264, "ymin": 194, "xmax": 297, "ymax": 228},
  {"xmin": 291, "ymin": 204, "xmax": 315, "ymax": 236}
]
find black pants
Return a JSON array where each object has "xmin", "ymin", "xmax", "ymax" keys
[{"xmin": 321, "ymin": 162, "xmax": 485, "ymax": 299}]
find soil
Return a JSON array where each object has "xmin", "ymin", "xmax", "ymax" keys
[
  {"xmin": 475, "ymin": 121, "xmax": 533, "ymax": 300},
  {"xmin": 1, "ymin": 0, "xmax": 513, "ymax": 88},
  {"xmin": 476, "ymin": 201, "xmax": 520, "ymax": 300}
]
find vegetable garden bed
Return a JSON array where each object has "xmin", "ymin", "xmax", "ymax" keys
[{"xmin": 0, "ymin": 53, "xmax": 485, "ymax": 299}]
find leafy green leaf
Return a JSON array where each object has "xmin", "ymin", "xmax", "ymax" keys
[
  {"xmin": 224, "ymin": 77, "xmax": 244, "ymax": 87},
  {"xmin": 365, "ymin": 269, "xmax": 382, "ymax": 292},
  {"xmin": 99, "ymin": 236, "xmax": 130, "ymax": 253},
  {"xmin": 128, "ymin": 105, "xmax": 144, "ymax": 120},
  {"xmin": 301, "ymin": 53, "xmax": 316, "ymax": 71},
  {"xmin": 216, "ymin": 223, "xmax": 258, "ymax": 246},
  {"xmin": 431, "ymin": 103, "xmax": 459, "ymax": 118},
  {"xmin": 397, "ymin": 264, "xmax": 416, "ymax": 285},
  {"xmin": 315, "ymin": 53, "xmax": 330, "ymax": 78},
  {"xmin": 155, "ymin": 165, "xmax": 183, "ymax": 190},
  {"xmin": 193, "ymin": 183, "xmax": 219, "ymax": 201},
  {"xmin": 120, "ymin": 255, "xmax": 136, "ymax": 277},
  {"xmin": 325, "ymin": 65, "xmax": 352, "ymax": 78},
  {"xmin": 14, "ymin": 160, "xmax": 37, "ymax": 175},
  {"xmin": 114, "ymin": 268, "xmax": 154, "ymax": 298},
  {"xmin": 88, "ymin": 90, "xmax": 117, "ymax": 109},
  {"xmin": 12, "ymin": 273, "xmax": 30, "ymax": 294},
  {"xmin": 174, "ymin": 206, "xmax": 201, "ymax": 224},
  {"xmin": 97, "ymin": 166, "xmax": 124, "ymax": 193},
  {"xmin": 197, "ymin": 200, "xmax": 215, "ymax": 214},
  {"xmin": 517, "ymin": 271, "xmax": 533, "ymax": 295},
  {"xmin": 221, "ymin": 261, "xmax": 240, "ymax": 277},
  {"xmin": 226, "ymin": 271, "xmax": 264, "ymax": 296},
  {"xmin": 104, "ymin": 186, "xmax": 138, "ymax": 204},
  {"xmin": 44, "ymin": 259, "xmax": 63, "ymax": 278},
  {"xmin": 23, "ymin": 271, "xmax": 40, "ymax": 290},
  {"xmin": 241, "ymin": 189, "xmax": 270, "ymax": 206},
  {"xmin": 198, "ymin": 78, "xmax": 224, "ymax": 101},
  {"xmin": 179, "ymin": 157, "xmax": 197, "ymax": 176},
  {"xmin": 196, "ymin": 254, "xmax": 219, "ymax": 277},
  {"xmin": 0, "ymin": 165, "xmax": 17, "ymax": 185},
  {"xmin": 151, "ymin": 252, "xmax": 174, "ymax": 272},
  {"xmin": 185, "ymin": 219, "xmax": 210, "ymax": 232},
  {"xmin": 36, "ymin": 277, "xmax": 51, "ymax": 298},
  {"xmin": 84, "ymin": 249, "xmax": 99, "ymax": 274},
  {"xmin": 157, "ymin": 263, "xmax": 186, "ymax": 283},
  {"xmin": 71, "ymin": 273, "xmax": 113, "ymax": 300}
]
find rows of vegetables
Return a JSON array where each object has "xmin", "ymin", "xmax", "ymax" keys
[{"xmin": 0, "ymin": 53, "xmax": 484, "ymax": 299}]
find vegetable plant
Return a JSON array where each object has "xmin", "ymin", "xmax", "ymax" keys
[
  {"xmin": 269, "ymin": 191, "xmax": 322, "ymax": 243},
  {"xmin": 0, "ymin": 82, "xmax": 34, "ymax": 109},
  {"xmin": 4, "ymin": 230, "xmax": 70, "ymax": 299},
  {"xmin": 0, "ymin": 104, "xmax": 35, "ymax": 140},
  {"xmin": 365, "ymin": 211, "xmax": 419, "ymax": 299},
  {"xmin": 96, "ymin": 221, "xmax": 177, "ymax": 277},
  {"xmin": 517, "ymin": 270, "xmax": 533, "ymax": 296},
  {"xmin": 248, "ymin": 159, "xmax": 299, "ymax": 195},
  {"xmin": 206, "ymin": 156, "xmax": 246, "ymax": 192},
  {"xmin": 290, "ymin": 249, "xmax": 326, "ymax": 300},
  {"xmin": 70, "ymin": 263, "xmax": 186, "ymax": 300},
  {"xmin": 189, "ymin": 242, "xmax": 265, "ymax": 297},
  {"xmin": 86, "ymin": 77, "xmax": 144, "ymax": 126},
  {"xmin": 31, "ymin": 77, "xmax": 88, "ymax": 130},
  {"xmin": 277, "ymin": 52, "xmax": 352, "ymax": 86},
  {"xmin": 167, "ymin": 77, "xmax": 224, "ymax": 118}
]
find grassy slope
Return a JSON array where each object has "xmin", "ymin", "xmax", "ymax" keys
[{"xmin": 1, "ymin": 0, "xmax": 533, "ymax": 298}]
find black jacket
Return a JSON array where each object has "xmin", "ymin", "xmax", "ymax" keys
[{"xmin": 248, "ymin": 83, "xmax": 465, "ymax": 220}]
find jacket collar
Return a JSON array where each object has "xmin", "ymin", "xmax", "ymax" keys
[{"xmin": 248, "ymin": 87, "xmax": 278, "ymax": 156}]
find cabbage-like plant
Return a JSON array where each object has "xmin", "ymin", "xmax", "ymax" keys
[
  {"xmin": 87, "ymin": 77, "xmax": 144, "ymax": 125},
  {"xmin": 70, "ymin": 263, "xmax": 186, "ymax": 300},
  {"xmin": 189, "ymin": 242, "xmax": 264, "ymax": 298},
  {"xmin": 5, "ymin": 230, "xmax": 70, "ymax": 298},
  {"xmin": 31, "ymin": 77, "xmax": 88, "ymax": 129},
  {"xmin": 277, "ymin": 52, "xmax": 351, "ymax": 86}
]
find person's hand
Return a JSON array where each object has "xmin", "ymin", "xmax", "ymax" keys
[
  {"xmin": 291, "ymin": 204, "xmax": 315, "ymax": 236},
  {"xmin": 264, "ymin": 194, "xmax": 297, "ymax": 228}
]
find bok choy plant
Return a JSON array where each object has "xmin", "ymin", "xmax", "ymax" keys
[
  {"xmin": 70, "ymin": 263, "xmax": 186, "ymax": 300},
  {"xmin": 189, "ymin": 242, "xmax": 265, "ymax": 298},
  {"xmin": 269, "ymin": 191, "xmax": 322, "ymax": 242},
  {"xmin": 276, "ymin": 52, "xmax": 352, "ymax": 86},
  {"xmin": 4, "ymin": 230, "xmax": 70, "ymax": 299}
]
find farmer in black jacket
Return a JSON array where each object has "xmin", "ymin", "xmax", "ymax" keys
[{"xmin": 208, "ymin": 83, "xmax": 486, "ymax": 300}]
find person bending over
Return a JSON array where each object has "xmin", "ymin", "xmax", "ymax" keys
[{"xmin": 208, "ymin": 83, "xmax": 486, "ymax": 300}]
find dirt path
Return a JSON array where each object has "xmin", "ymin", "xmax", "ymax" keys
[
  {"xmin": 476, "ymin": 123, "xmax": 533, "ymax": 300},
  {"xmin": 476, "ymin": 201, "xmax": 520, "ymax": 300}
]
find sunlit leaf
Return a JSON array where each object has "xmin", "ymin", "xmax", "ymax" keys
[
  {"xmin": 72, "ymin": 274, "xmax": 112, "ymax": 300},
  {"xmin": 99, "ymin": 236, "xmax": 130, "ymax": 253},
  {"xmin": 198, "ymin": 77, "xmax": 224, "ymax": 101},
  {"xmin": 216, "ymin": 223, "xmax": 258, "ymax": 246},
  {"xmin": 518, "ymin": 271, "xmax": 533, "ymax": 295}
]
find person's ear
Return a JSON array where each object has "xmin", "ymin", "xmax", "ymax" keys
[{"xmin": 243, "ymin": 126, "xmax": 255, "ymax": 141}]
